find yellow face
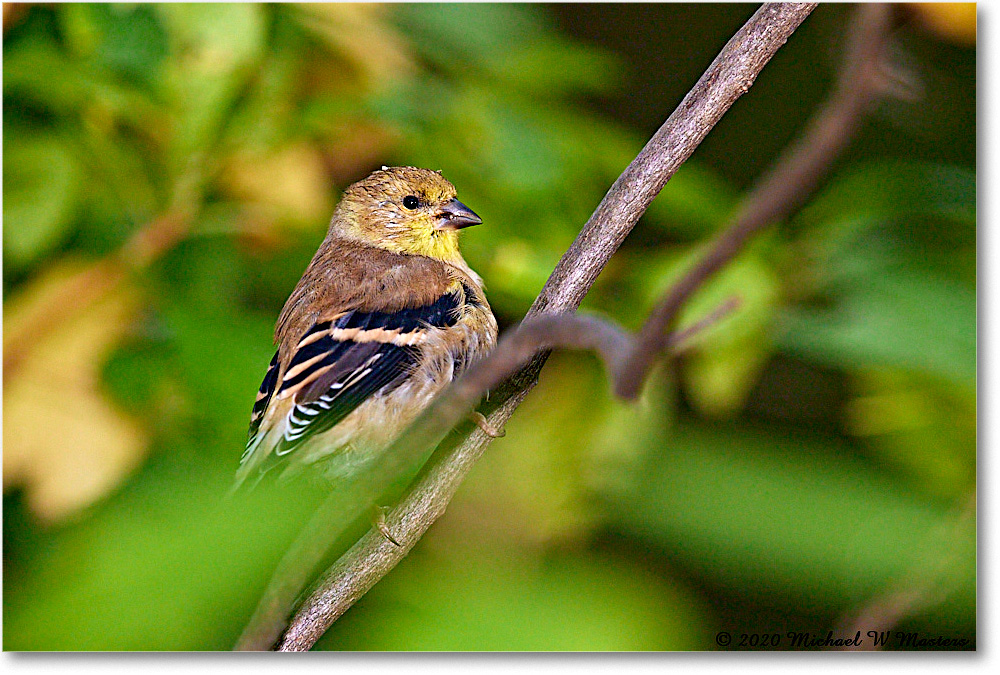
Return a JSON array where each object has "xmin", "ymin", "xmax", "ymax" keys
[{"xmin": 334, "ymin": 166, "xmax": 482, "ymax": 260}]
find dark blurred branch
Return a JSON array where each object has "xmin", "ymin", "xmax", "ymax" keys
[
  {"xmin": 616, "ymin": 2, "xmax": 895, "ymax": 397},
  {"xmin": 834, "ymin": 492, "xmax": 976, "ymax": 651},
  {"xmin": 271, "ymin": 300, "xmax": 739, "ymax": 653},
  {"xmin": 232, "ymin": 2, "xmax": 821, "ymax": 651},
  {"xmin": 273, "ymin": 2, "xmax": 898, "ymax": 651}
]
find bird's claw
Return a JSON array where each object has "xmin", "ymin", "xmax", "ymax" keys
[
  {"xmin": 470, "ymin": 411, "xmax": 505, "ymax": 438},
  {"xmin": 372, "ymin": 505, "xmax": 402, "ymax": 547}
]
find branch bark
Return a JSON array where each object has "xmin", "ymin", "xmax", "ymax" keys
[
  {"xmin": 272, "ymin": 2, "xmax": 898, "ymax": 651},
  {"xmin": 232, "ymin": 2, "xmax": 824, "ymax": 651},
  {"xmin": 616, "ymin": 1, "xmax": 895, "ymax": 397}
]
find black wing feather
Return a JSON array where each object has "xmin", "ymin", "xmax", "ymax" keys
[
  {"xmin": 244, "ymin": 288, "xmax": 464, "ymax": 464},
  {"xmin": 247, "ymin": 352, "xmax": 279, "ymax": 441},
  {"xmin": 274, "ymin": 339, "xmax": 413, "ymax": 456}
]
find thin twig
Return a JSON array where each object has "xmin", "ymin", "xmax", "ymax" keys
[
  {"xmin": 232, "ymin": 2, "xmax": 819, "ymax": 651},
  {"xmin": 270, "ymin": 3, "xmax": 898, "ymax": 651},
  {"xmin": 236, "ymin": 302, "xmax": 738, "ymax": 652},
  {"xmin": 834, "ymin": 492, "xmax": 976, "ymax": 651},
  {"xmin": 615, "ymin": 2, "xmax": 896, "ymax": 398}
]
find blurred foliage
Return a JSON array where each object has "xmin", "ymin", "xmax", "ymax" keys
[
  {"xmin": 3, "ymin": 260, "xmax": 146, "ymax": 521},
  {"xmin": 3, "ymin": 3, "xmax": 975, "ymax": 651}
]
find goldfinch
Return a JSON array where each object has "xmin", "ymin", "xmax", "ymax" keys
[{"xmin": 237, "ymin": 166, "xmax": 498, "ymax": 487}]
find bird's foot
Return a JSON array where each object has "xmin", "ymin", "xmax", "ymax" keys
[
  {"xmin": 372, "ymin": 505, "xmax": 401, "ymax": 547},
  {"xmin": 469, "ymin": 411, "xmax": 505, "ymax": 438}
]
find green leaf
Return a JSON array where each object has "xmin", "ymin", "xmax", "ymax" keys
[
  {"xmin": 645, "ymin": 161, "xmax": 740, "ymax": 237},
  {"xmin": 607, "ymin": 421, "xmax": 976, "ymax": 626},
  {"xmin": 782, "ymin": 159, "xmax": 976, "ymax": 387},
  {"xmin": 396, "ymin": 3, "xmax": 547, "ymax": 70},
  {"xmin": 844, "ymin": 369, "xmax": 976, "ymax": 500},
  {"xmin": 583, "ymin": 362, "xmax": 678, "ymax": 498},
  {"xmin": 3, "ymin": 40, "xmax": 90, "ymax": 113},
  {"xmin": 94, "ymin": 4, "xmax": 168, "ymax": 85},
  {"xmin": 780, "ymin": 254, "xmax": 976, "ymax": 388},
  {"xmin": 157, "ymin": 3, "xmax": 268, "ymax": 163},
  {"xmin": 153, "ymin": 237, "xmax": 275, "ymax": 446},
  {"xmin": 2, "ymin": 454, "xmax": 328, "ymax": 650},
  {"xmin": 639, "ymin": 242, "xmax": 781, "ymax": 417},
  {"xmin": 683, "ymin": 251, "xmax": 780, "ymax": 417},
  {"xmin": 60, "ymin": 4, "xmax": 168, "ymax": 86},
  {"xmin": 494, "ymin": 39, "xmax": 623, "ymax": 96},
  {"xmin": 795, "ymin": 160, "xmax": 975, "ymax": 251},
  {"xmin": 156, "ymin": 3, "xmax": 266, "ymax": 70},
  {"xmin": 3, "ymin": 29, "xmax": 163, "ymax": 131},
  {"xmin": 3, "ymin": 135, "xmax": 81, "ymax": 266}
]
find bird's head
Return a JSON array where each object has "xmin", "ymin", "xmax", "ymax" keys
[{"xmin": 331, "ymin": 166, "xmax": 482, "ymax": 261}]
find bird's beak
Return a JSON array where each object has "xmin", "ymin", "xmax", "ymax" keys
[{"xmin": 435, "ymin": 198, "xmax": 483, "ymax": 230}]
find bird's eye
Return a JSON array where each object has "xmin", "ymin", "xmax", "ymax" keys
[{"xmin": 403, "ymin": 195, "xmax": 420, "ymax": 210}]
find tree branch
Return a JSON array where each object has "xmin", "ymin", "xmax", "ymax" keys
[
  {"xmin": 615, "ymin": 2, "xmax": 895, "ymax": 397},
  {"xmin": 274, "ymin": 4, "xmax": 900, "ymax": 651},
  {"xmin": 272, "ymin": 3, "xmax": 898, "ymax": 651},
  {"xmin": 232, "ymin": 2, "xmax": 823, "ymax": 651}
]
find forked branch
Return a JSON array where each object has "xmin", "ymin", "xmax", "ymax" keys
[{"xmin": 236, "ymin": 2, "xmax": 840, "ymax": 651}]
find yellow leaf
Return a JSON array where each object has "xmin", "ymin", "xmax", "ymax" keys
[
  {"xmin": 3, "ymin": 260, "xmax": 148, "ymax": 522},
  {"xmin": 293, "ymin": 3, "xmax": 415, "ymax": 88},
  {"xmin": 221, "ymin": 143, "xmax": 334, "ymax": 229},
  {"xmin": 910, "ymin": 3, "xmax": 976, "ymax": 45}
]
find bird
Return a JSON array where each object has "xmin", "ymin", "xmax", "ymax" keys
[{"xmin": 236, "ymin": 166, "xmax": 499, "ymax": 489}]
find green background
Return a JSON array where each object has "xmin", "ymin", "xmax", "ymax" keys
[{"xmin": 3, "ymin": 3, "xmax": 975, "ymax": 650}]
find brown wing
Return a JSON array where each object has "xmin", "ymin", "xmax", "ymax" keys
[
  {"xmin": 274, "ymin": 237, "xmax": 454, "ymax": 360},
  {"xmin": 241, "ymin": 287, "xmax": 464, "ymax": 468}
]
